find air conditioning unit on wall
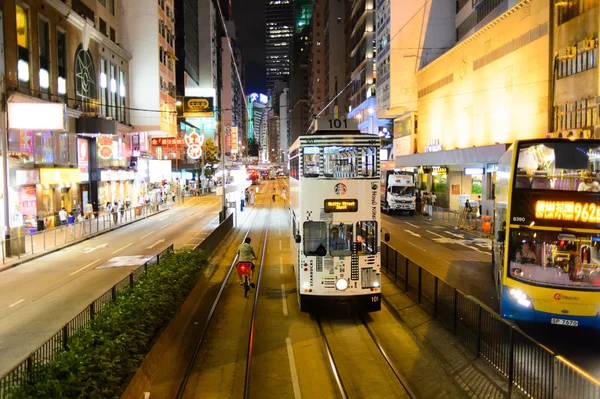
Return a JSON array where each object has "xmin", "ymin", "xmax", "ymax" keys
[
  {"xmin": 558, "ymin": 46, "xmax": 577, "ymax": 59},
  {"xmin": 577, "ymin": 39, "xmax": 595, "ymax": 52}
]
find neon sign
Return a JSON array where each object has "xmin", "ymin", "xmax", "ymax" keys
[
  {"xmin": 535, "ymin": 200, "xmax": 600, "ymax": 223},
  {"xmin": 185, "ymin": 129, "xmax": 204, "ymax": 160},
  {"xmin": 249, "ymin": 92, "xmax": 268, "ymax": 104}
]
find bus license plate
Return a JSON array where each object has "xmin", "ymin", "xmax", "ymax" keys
[{"xmin": 551, "ymin": 318, "xmax": 578, "ymax": 327}]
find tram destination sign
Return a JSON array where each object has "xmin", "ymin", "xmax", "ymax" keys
[
  {"xmin": 324, "ymin": 199, "xmax": 358, "ymax": 213},
  {"xmin": 510, "ymin": 190, "xmax": 600, "ymax": 228}
]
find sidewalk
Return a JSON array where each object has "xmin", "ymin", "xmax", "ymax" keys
[
  {"xmin": 0, "ymin": 202, "xmax": 175, "ymax": 271},
  {"xmin": 381, "ymin": 273, "xmax": 527, "ymax": 399}
]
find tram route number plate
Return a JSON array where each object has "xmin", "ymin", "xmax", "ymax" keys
[{"xmin": 551, "ymin": 318, "xmax": 578, "ymax": 327}]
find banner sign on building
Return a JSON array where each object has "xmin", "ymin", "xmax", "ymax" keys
[
  {"xmin": 183, "ymin": 97, "xmax": 214, "ymax": 117},
  {"xmin": 40, "ymin": 168, "xmax": 82, "ymax": 185},
  {"xmin": 184, "ymin": 129, "xmax": 204, "ymax": 160},
  {"xmin": 151, "ymin": 137, "xmax": 186, "ymax": 146},
  {"xmin": 97, "ymin": 136, "xmax": 113, "ymax": 159},
  {"xmin": 77, "ymin": 138, "xmax": 89, "ymax": 181},
  {"xmin": 231, "ymin": 127, "xmax": 239, "ymax": 154}
]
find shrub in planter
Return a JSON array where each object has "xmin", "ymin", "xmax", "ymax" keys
[{"xmin": 8, "ymin": 250, "xmax": 206, "ymax": 399}]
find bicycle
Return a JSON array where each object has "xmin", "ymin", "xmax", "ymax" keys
[{"xmin": 237, "ymin": 262, "xmax": 255, "ymax": 298}]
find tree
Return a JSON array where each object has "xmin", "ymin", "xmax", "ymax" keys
[{"xmin": 197, "ymin": 138, "xmax": 220, "ymax": 179}]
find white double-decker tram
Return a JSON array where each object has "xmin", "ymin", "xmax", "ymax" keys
[{"xmin": 289, "ymin": 118, "xmax": 385, "ymax": 312}]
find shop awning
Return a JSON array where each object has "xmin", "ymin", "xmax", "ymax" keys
[{"xmin": 395, "ymin": 143, "xmax": 509, "ymax": 168}]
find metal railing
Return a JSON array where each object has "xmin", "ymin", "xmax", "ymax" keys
[
  {"xmin": 0, "ymin": 245, "xmax": 174, "ymax": 398},
  {"xmin": 0, "ymin": 203, "xmax": 167, "ymax": 265},
  {"xmin": 381, "ymin": 241, "xmax": 600, "ymax": 399}
]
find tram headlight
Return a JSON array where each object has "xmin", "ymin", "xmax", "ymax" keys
[
  {"xmin": 336, "ymin": 279, "xmax": 349, "ymax": 291},
  {"xmin": 508, "ymin": 287, "xmax": 533, "ymax": 309}
]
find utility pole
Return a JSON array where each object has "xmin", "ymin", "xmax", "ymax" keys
[{"xmin": 1, "ymin": 76, "xmax": 11, "ymax": 256}]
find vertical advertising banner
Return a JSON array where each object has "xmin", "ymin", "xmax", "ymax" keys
[
  {"xmin": 231, "ymin": 127, "xmax": 239, "ymax": 154},
  {"xmin": 77, "ymin": 138, "xmax": 89, "ymax": 181}
]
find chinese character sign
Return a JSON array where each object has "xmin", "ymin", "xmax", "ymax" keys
[
  {"xmin": 231, "ymin": 127, "xmax": 239, "ymax": 154},
  {"xmin": 185, "ymin": 129, "xmax": 204, "ymax": 160}
]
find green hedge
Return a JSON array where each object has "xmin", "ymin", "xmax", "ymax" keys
[{"xmin": 9, "ymin": 250, "xmax": 207, "ymax": 399}]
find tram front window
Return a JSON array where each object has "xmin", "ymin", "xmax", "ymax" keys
[
  {"xmin": 330, "ymin": 223, "xmax": 353, "ymax": 256},
  {"xmin": 303, "ymin": 147, "xmax": 320, "ymax": 177},
  {"xmin": 508, "ymin": 230, "xmax": 600, "ymax": 289},
  {"xmin": 356, "ymin": 221, "xmax": 378, "ymax": 255},
  {"xmin": 304, "ymin": 221, "xmax": 328, "ymax": 256}
]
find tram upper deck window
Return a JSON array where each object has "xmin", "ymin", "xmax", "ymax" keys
[
  {"xmin": 330, "ymin": 223, "xmax": 353, "ymax": 256},
  {"xmin": 361, "ymin": 147, "xmax": 377, "ymax": 178},
  {"xmin": 515, "ymin": 142, "xmax": 600, "ymax": 191},
  {"xmin": 508, "ymin": 229, "xmax": 600, "ymax": 289},
  {"xmin": 324, "ymin": 147, "xmax": 358, "ymax": 177},
  {"xmin": 304, "ymin": 221, "xmax": 328, "ymax": 256},
  {"xmin": 356, "ymin": 221, "xmax": 378, "ymax": 255},
  {"xmin": 303, "ymin": 147, "xmax": 320, "ymax": 177}
]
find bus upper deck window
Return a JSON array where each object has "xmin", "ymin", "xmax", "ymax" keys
[{"xmin": 303, "ymin": 147, "xmax": 320, "ymax": 177}]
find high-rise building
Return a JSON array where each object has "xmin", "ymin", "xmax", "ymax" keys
[
  {"xmin": 323, "ymin": 0, "xmax": 346, "ymax": 119},
  {"xmin": 121, "ymin": 0, "xmax": 177, "ymax": 137},
  {"xmin": 265, "ymin": 0, "xmax": 294, "ymax": 91},
  {"xmin": 247, "ymin": 94, "xmax": 268, "ymax": 159},
  {"xmin": 308, "ymin": 0, "xmax": 325, "ymax": 120},
  {"xmin": 346, "ymin": 0, "xmax": 375, "ymax": 113},
  {"xmin": 456, "ymin": 0, "xmax": 521, "ymax": 42},
  {"xmin": 279, "ymin": 88, "xmax": 290, "ymax": 165},
  {"xmin": 290, "ymin": 25, "xmax": 311, "ymax": 142}
]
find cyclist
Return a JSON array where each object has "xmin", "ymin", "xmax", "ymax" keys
[{"xmin": 236, "ymin": 237, "xmax": 257, "ymax": 288}]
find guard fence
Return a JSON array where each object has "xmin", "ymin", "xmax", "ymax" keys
[
  {"xmin": 381, "ymin": 241, "xmax": 600, "ymax": 399},
  {"xmin": 0, "ymin": 203, "xmax": 166, "ymax": 265},
  {"xmin": 0, "ymin": 244, "xmax": 174, "ymax": 398}
]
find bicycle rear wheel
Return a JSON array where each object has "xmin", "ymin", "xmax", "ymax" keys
[{"xmin": 244, "ymin": 275, "xmax": 250, "ymax": 298}]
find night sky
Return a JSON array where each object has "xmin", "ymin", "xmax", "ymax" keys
[{"xmin": 231, "ymin": 0, "xmax": 266, "ymax": 94}]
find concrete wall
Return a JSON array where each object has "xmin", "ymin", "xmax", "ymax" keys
[
  {"xmin": 377, "ymin": 0, "xmax": 455, "ymax": 119},
  {"xmin": 416, "ymin": 0, "xmax": 550, "ymax": 152}
]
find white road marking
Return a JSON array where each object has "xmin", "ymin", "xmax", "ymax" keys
[
  {"xmin": 147, "ymin": 239, "xmax": 166, "ymax": 249},
  {"xmin": 404, "ymin": 229, "xmax": 421, "ymax": 238},
  {"xmin": 280, "ymin": 256, "xmax": 284, "ymax": 274},
  {"xmin": 83, "ymin": 243, "xmax": 107, "ymax": 253},
  {"xmin": 140, "ymin": 231, "xmax": 156, "ymax": 240},
  {"xmin": 286, "ymin": 338, "xmax": 302, "ymax": 399},
  {"xmin": 8, "ymin": 299, "xmax": 24, "ymax": 308},
  {"xmin": 445, "ymin": 230, "xmax": 465, "ymax": 239},
  {"xmin": 112, "ymin": 242, "xmax": 133, "ymax": 254},
  {"xmin": 159, "ymin": 216, "xmax": 169, "ymax": 221},
  {"xmin": 69, "ymin": 259, "xmax": 101, "ymax": 276},
  {"xmin": 426, "ymin": 230, "xmax": 444, "ymax": 238},
  {"xmin": 281, "ymin": 284, "xmax": 288, "ymax": 316},
  {"xmin": 175, "ymin": 216, "xmax": 184, "ymax": 222},
  {"xmin": 160, "ymin": 223, "xmax": 172, "ymax": 230},
  {"xmin": 405, "ymin": 240, "xmax": 426, "ymax": 252},
  {"xmin": 279, "ymin": 240, "xmax": 282, "ymax": 250},
  {"xmin": 405, "ymin": 222, "xmax": 420, "ymax": 228}
]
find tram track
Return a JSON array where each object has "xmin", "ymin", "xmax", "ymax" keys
[
  {"xmin": 175, "ymin": 181, "xmax": 275, "ymax": 399},
  {"xmin": 316, "ymin": 313, "xmax": 418, "ymax": 399}
]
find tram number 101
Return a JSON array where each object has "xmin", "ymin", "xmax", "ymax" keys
[{"xmin": 328, "ymin": 119, "xmax": 348, "ymax": 129}]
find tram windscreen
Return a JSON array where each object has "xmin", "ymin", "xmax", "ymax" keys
[{"xmin": 507, "ymin": 229, "xmax": 600, "ymax": 290}]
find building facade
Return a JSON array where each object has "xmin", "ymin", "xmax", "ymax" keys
[
  {"xmin": 4, "ymin": 0, "xmax": 136, "ymax": 234},
  {"xmin": 265, "ymin": 0, "xmax": 294, "ymax": 91},
  {"xmin": 394, "ymin": 0, "xmax": 550, "ymax": 215}
]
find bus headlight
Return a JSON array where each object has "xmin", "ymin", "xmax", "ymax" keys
[
  {"xmin": 335, "ymin": 279, "xmax": 348, "ymax": 291},
  {"xmin": 508, "ymin": 287, "xmax": 533, "ymax": 309}
]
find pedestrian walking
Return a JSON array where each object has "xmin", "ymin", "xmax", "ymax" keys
[
  {"xmin": 125, "ymin": 196, "xmax": 132, "ymax": 209},
  {"xmin": 250, "ymin": 189, "xmax": 256, "ymax": 206},
  {"xmin": 113, "ymin": 201, "xmax": 119, "ymax": 224},
  {"xmin": 77, "ymin": 211, "xmax": 85, "ymax": 236},
  {"xmin": 58, "ymin": 207, "xmax": 68, "ymax": 231},
  {"xmin": 68, "ymin": 212, "xmax": 75, "ymax": 237},
  {"xmin": 281, "ymin": 190, "xmax": 287, "ymax": 206},
  {"xmin": 241, "ymin": 190, "xmax": 246, "ymax": 211},
  {"xmin": 119, "ymin": 200, "xmax": 125, "ymax": 221},
  {"xmin": 272, "ymin": 188, "xmax": 276, "ymax": 203},
  {"xmin": 85, "ymin": 202, "xmax": 93, "ymax": 220}
]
